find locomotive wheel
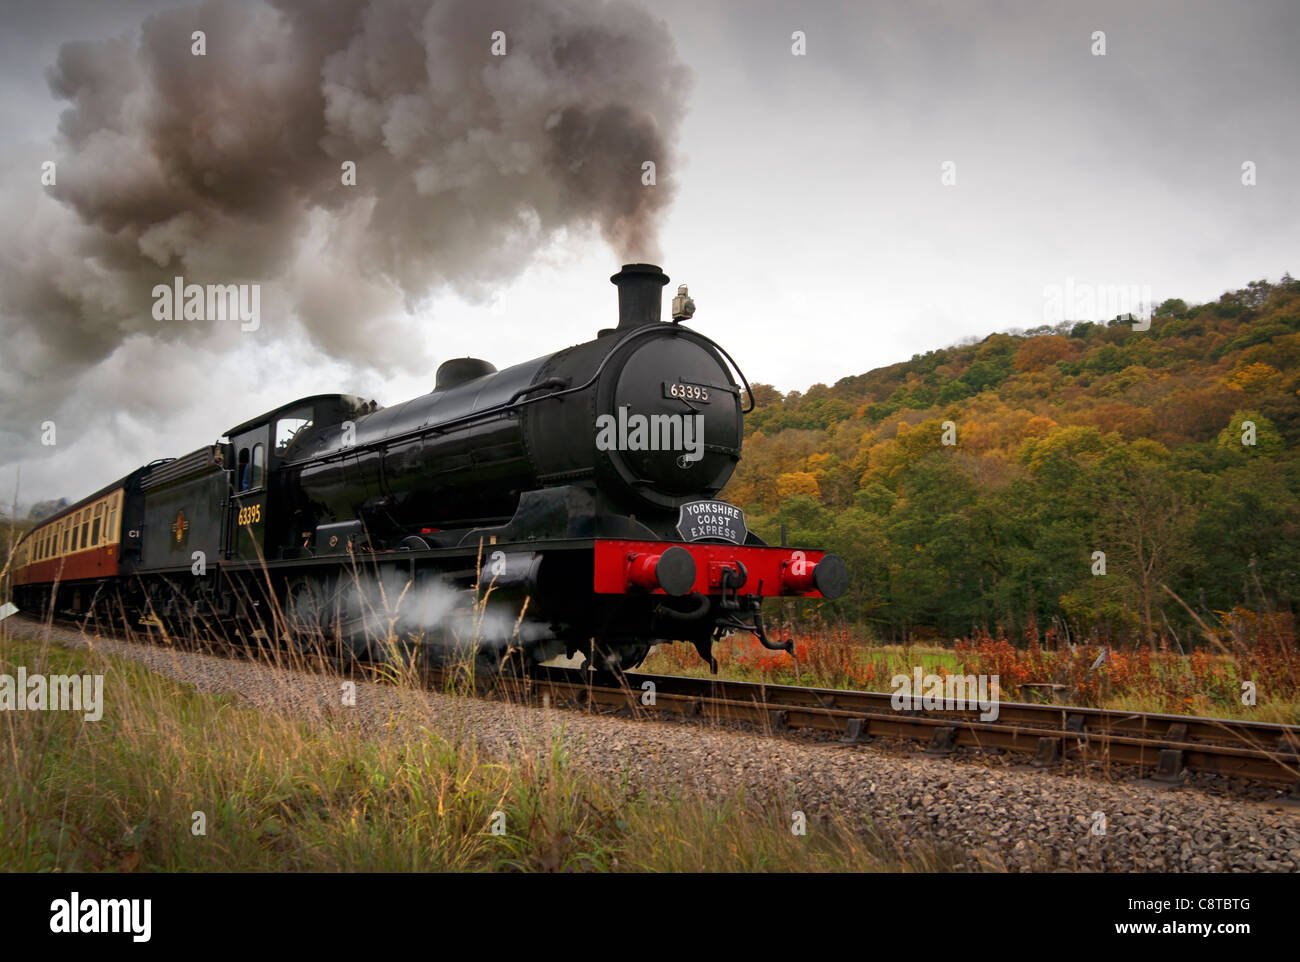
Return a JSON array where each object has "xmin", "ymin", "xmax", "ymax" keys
[
  {"xmin": 452, "ymin": 643, "xmax": 512, "ymax": 682},
  {"xmin": 586, "ymin": 640, "xmax": 651, "ymax": 674},
  {"xmin": 497, "ymin": 646, "xmax": 532, "ymax": 678},
  {"xmin": 285, "ymin": 578, "xmax": 330, "ymax": 645},
  {"xmin": 615, "ymin": 644, "xmax": 651, "ymax": 670},
  {"xmin": 286, "ymin": 575, "xmax": 373, "ymax": 664}
]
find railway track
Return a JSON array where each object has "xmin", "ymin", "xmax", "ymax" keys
[
  {"xmin": 472, "ymin": 665, "xmax": 1300, "ymax": 790},
  {"xmin": 13, "ymin": 614, "xmax": 1300, "ymax": 791}
]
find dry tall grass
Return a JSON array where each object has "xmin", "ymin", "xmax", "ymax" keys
[
  {"xmin": 641, "ymin": 618, "xmax": 1300, "ymax": 723},
  {"xmin": 0, "ymin": 609, "xmax": 951, "ymax": 872}
]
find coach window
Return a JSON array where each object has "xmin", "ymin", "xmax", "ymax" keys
[
  {"xmin": 92, "ymin": 505, "xmax": 102, "ymax": 545},
  {"xmin": 250, "ymin": 443, "xmax": 265, "ymax": 488},
  {"xmin": 62, "ymin": 525, "xmax": 69, "ymax": 553},
  {"xmin": 80, "ymin": 511, "xmax": 89, "ymax": 550}
]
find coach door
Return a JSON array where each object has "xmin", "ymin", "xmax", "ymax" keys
[{"xmin": 229, "ymin": 425, "xmax": 269, "ymax": 562}]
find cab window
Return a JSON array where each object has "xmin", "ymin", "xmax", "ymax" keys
[
  {"xmin": 250, "ymin": 443, "xmax": 265, "ymax": 488},
  {"xmin": 275, "ymin": 412, "xmax": 313, "ymax": 456}
]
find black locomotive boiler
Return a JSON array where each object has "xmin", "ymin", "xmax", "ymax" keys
[{"xmin": 11, "ymin": 264, "xmax": 848, "ymax": 672}]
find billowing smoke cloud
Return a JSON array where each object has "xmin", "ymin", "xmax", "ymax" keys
[{"xmin": 0, "ymin": 0, "xmax": 689, "ymax": 472}]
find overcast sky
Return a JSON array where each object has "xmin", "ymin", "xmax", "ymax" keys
[{"xmin": 1, "ymin": 0, "xmax": 1296, "ymax": 511}]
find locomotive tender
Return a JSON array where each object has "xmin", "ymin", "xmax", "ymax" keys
[{"xmin": 10, "ymin": 265, "xmax": 848, "ymax": 672}]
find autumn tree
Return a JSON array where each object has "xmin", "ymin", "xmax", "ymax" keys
[
  {"xmin": 1014, "ymin": 335, "xmax": 1072, "ymax": 372},
  {"xmin": 775, "ymin": 471, "xmax": 821, "ymax": 502},
  {"xmin": 1090, "ymin": 442, "xmax": 1193, "ymax": 649}
]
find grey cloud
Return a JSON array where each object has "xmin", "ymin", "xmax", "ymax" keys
[{"xmin": 0, "ymin": 0, "xmax": 689, "ymax": 467}]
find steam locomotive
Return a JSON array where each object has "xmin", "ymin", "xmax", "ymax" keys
[{"xmin": 10, "ymin": 265, "xmax": 848, "ymax": 672}]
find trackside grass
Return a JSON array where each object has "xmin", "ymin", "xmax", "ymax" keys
[
  {"xmin": 641, "ymin": 622, "xmax": 1300, "ymax": 724},
  {"xmin": 0, "ymin": 632, "xmax": 958, "ymax": 873}
]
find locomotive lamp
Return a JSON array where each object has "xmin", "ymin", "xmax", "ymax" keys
[{"xmin": 671, "ymin": 284, "xmax": 695, "ymax": 322}]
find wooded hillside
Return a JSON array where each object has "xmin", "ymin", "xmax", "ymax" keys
[{"xmin": 725, "ymin": 276, "xmax": 1300, "ymax": 644}]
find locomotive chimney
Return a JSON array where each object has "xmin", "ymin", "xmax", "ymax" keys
[{"xmin": 611, "ymin": 263, "xmax": 669, "ymax": 331}]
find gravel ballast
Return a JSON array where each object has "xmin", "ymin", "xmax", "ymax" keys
[{"xmin": 6, "ymin": 616, "xmax": 1299, "ymax": 872}]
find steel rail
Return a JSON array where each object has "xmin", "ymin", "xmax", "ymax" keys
[
  {"xmin": 462, "ymin": 666, "xmax": 1300, "ymax": 788},
  {"xmin": 19, "ymin": 615, "xmax": 1298, "ymax": 789}
]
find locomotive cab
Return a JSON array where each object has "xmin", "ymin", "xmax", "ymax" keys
[{"xmin": 222, "ymin": 394, "xmax": 375, "ymax": 561}]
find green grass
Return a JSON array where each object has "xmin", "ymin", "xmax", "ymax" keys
[{"xmin": 0, "ymin": 631, "xmax": 958, "ymax": 872}]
